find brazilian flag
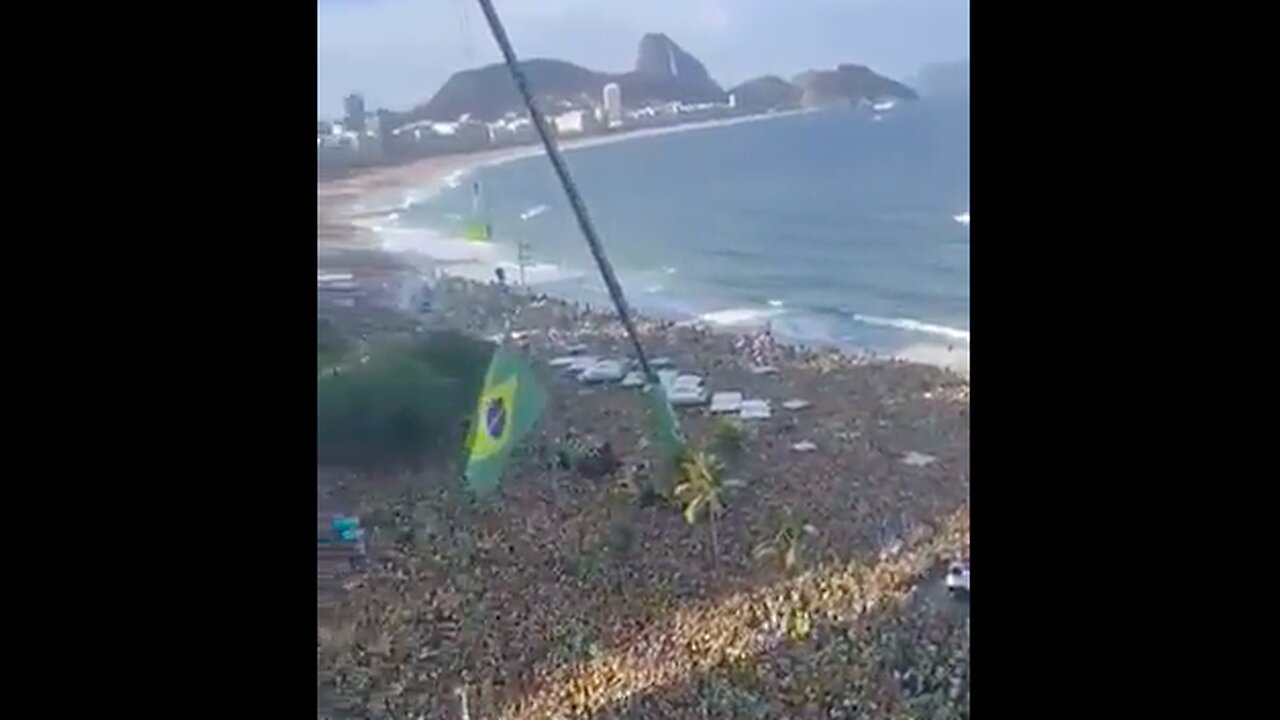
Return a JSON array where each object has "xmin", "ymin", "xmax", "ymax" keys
[
  {"xmin": 644, "ymin": 381, "xmax": 685, "ymax": 461},
  {"xmin": 463, "ymin": 220, "xmax": 491, "ymax": 242},
  {"xmin": 464, "ymin": 345, "xmax": 547, "ymax": 495}
]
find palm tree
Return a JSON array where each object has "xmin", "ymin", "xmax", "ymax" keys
[
  {"xmin": 753, "ymin": 506, "xmax": 819, "ymax": 573},
  {"xmin": 674, "ymin": 450, "xmax": 742, "ymax": 565},
  {"xmin": 709, "ymin": 417, "xmax": 747, "ymax": 464}
]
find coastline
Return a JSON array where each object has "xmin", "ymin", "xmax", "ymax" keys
[
  {"xmin": 317, "ymin": 114, "xmax": 970, "ymax": 718},
  {"xmin": 317, "ymin": 108, "xmax": 969, "ymax": 376},
  {"xmin": 318, "ymin": 109, "xmax": 813, "ymax": 226}
]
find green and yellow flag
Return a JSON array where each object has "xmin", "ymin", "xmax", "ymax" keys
[
  {"xmin": 644, "ymin": 380, "xmax": 685, "ymax": 461},
  {"xmin": 463, "ymin": 220, "xmax": 491, "ymax": 242},
  {"xmin": 464, "ymin": 180, "xmax": 492, "ymax": 242},
  {"xmin": 464, "ymin": 345, "xmax": 547, "ymax": 495}
]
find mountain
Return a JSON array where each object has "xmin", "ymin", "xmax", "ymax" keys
[
  {"xmin": 627, "ymin": 33, "xmax": 726, "ymax": 104},
  {"xmin": 728, "ymin": 76, "xmax": 803, "ymax": 113},
  {"xmin": 793, "ymin": 64, "xmax": 918, "ymax": 108},
  {"xmin": 915, "ymin": 60, "xmax": 969, "ymax": 98},
  {"xmin": 415, "ymin": 58, "xmax": 605, "ymax": 122},
  {"xmin": 404, "ymin": 33, "xmax": 725, "ymax": 123}
]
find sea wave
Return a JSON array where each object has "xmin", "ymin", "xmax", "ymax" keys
[
  {"xmin": 852, "ymin": 314, "xmax": 970, "ymax": 342},
  {"xmin": 694, "ymin": 307, "xmax": 784, "ymax": 327},
  {"xmin": 520, "ymin": 204, "xmax": 549, "ymax": 221}
]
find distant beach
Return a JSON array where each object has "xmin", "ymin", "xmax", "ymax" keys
[
  {"xmin": 319, "ymin": 109, "xmax": 811, "ymax": 229},
  {"xmin": 318, "ymin": 105, "xmax": 968, "ymax": 375}
]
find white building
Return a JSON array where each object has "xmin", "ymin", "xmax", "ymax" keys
[
  {"xmin": 603, "ymin": 82, "xmax": 623, "ymax": 128},
  {"xmin": 487, "ymin": 117, "xmax": 536, "ymax": 146},
  {"xmin": 552, "ymin": 109, "xmax": 588, "ymax": 136}
]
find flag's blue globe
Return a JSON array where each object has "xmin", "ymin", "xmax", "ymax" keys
[{"xmin": 485, "ymin": 397, "xmax": 507, "ymax": 439}]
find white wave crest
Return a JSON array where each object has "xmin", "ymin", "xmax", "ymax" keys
[
  {"xmin": 520, "ymin": 204, "xmax": 548, "ymax": 221},
  {"xmin": 853, "ymin": 314, "xmax": 970, "ymax": 342},
  {"xmin": 695, "ymin": 307, "xmax": 783, "ymax": 327}
]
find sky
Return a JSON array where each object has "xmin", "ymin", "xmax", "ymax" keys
[{"xmin": 318, "ymin": 0, "xmax": 969, "ymax": 118}]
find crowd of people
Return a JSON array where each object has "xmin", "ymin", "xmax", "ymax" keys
[{"xmin": 317, "ymin": 269, "xmax": 971, "ymax": 719}]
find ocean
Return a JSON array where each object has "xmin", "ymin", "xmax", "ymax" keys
[{"xmin": 381, "ymin": 98, "xmax": 969, "ymax": 363}]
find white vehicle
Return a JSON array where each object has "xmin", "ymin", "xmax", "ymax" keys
[
  {"xmin": 945, "ymin": 561, "xmax": 970, "ymax": 595},
  {"xmin": 580, "ymin": 359, "xmax": 626, "ymax": 383}
]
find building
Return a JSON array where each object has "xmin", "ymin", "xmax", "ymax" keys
[
  {"xmin": 602, "ymin": 82, "xmax": 623, "ymax": 128},
  {"xmin": 552, "ymin": 109, "xmax": 585, "ymax": 136},
  {"xmin": 387, "ymin": 119, "xmax": 492, "ymax": 157},
  {"xmin": 487, "ymin": 117, "xmax": 536, "ymax": 146},
  {"xmin": 343, "ymin": 94, "xmax": 366, "ymax": 134}
]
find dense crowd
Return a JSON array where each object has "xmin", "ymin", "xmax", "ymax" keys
[{"xmin": 317, "ymin": 268, "xmax": 970, "ymax": 719}]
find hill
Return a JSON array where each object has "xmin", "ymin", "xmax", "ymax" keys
[
  {"xmin": 727, "ymin": 76, "xmax": 803, "ymax": 113},
  {"xmin": 793, "ymin": 64, "xmax": 918, "ymax": 108},
  {"xmin": 405, "ymin": 33, "xmax": 726, "ymax": 123},
  {"xmin": 416, "ymin": 58, "xmax": 604, "ymax": 122}
]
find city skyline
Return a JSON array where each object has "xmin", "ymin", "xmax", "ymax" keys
[{"xmin": 318, "ymin": 0, "xmax": 970, "ymax": 118}]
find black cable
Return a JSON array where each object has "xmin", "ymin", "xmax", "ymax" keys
[{"xmin": 473, "ymin": 0, "xmax": 656, "ymax": 381}]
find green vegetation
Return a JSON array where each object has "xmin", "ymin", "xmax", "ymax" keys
[
  {"xmin": 753, "ymin": 506, "xmax": 820, "ymax": 573},
  {"xmin": 316, "ymin": 329, "xmax": 494, "ymax": 469},
  {"xmin": 708, "ymin": 417, "xmax": 747, "ymax": 464},
  {"xmin": 674, "ymin": 449, "xmax": 743, "ymax": 565}
]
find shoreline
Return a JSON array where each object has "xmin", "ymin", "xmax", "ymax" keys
[
  {"xmin": 317, "ymin": 108, "xmax": 969, "ymax": 376},
  {"xmin": 318, "ymin": 109, "xmax": 814, "ymax": 223}
]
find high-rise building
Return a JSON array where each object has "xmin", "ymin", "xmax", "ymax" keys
[
  {"xmin": 602, "ymin": 83, "xmax": 623, "ymax": 128},
  {"xmin": 343, "ymin": 93, "xmax": 367, "ymax": 134}
]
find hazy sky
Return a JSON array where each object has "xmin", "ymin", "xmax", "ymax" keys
[{"xmin": 318, "ymin": 0, "xmax": 969, "ymax": 118}]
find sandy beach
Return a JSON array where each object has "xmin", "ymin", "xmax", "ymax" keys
[
  {"xmin": 316, "ymin": 116, "xmax": 970, "ymax": 713},
  {"xmin": 318, "ymin": 108, "xmax": 969, "ymax": 376},
  {"xmin": 318, "ymin": 109, "xmax": 812, "ymax": 233},
  {"xmin": 316, "ymin": 111, "xmax": 974, "ymax": 714}
]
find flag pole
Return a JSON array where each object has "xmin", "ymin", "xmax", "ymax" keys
[{"xmin": 473, "ymin": 0, "xmax": 656, "ymax": 382}]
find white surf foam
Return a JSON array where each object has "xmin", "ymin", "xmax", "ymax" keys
[
  {"xmin": 853, "ymin": 314, "xmax": 970, "ymax": 343},
  {"xmin": 520, "ymin": 204, "xmax": 549, "ymax": 221},
  {"xmin": 377, "ymin": 226, "xmax": 500, "ymax": 263},
  {"xmin": 493, "ymin": 261, "xmax": 584, "ymax": 285},
  {"xmin": 767, "ymin": 299, "xmax": 785, "ymax": 308},
  {"xmin": 443, "ymin": 170, "xmax": 465, "ymax": 189},
  {"xmin": 695, "ymin": 307, "xmax": 784, "ymax": 328},
  {"xmin": 375, "ymin": 224, "xmax": 585, "ymax": 287},
  {"xmin": 894, "ymin": 343, "xmax": 970, "ymax": 375}
]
